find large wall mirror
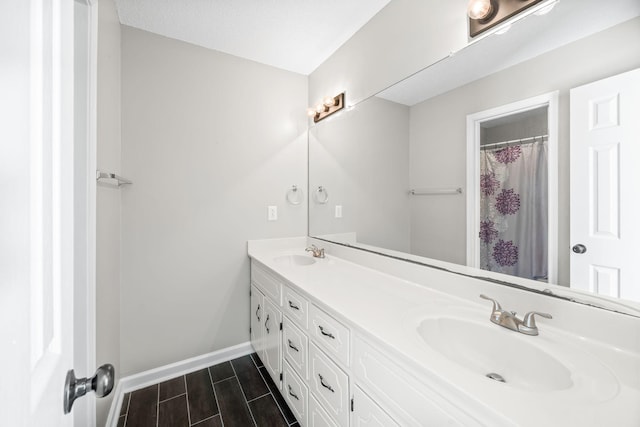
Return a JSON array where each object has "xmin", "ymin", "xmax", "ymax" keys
[{"xmin": 308, "ymin": 0, "xmax": 640, "ymax": 316}]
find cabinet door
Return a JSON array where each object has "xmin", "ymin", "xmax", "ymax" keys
[
  {"xmin": 309, "ymin": 394, "xmax": 338, "ymax": 427},
  {"xmin": 351, "ymin": 386, "xmax": 398, "ymax": 427},
  {"xmin": 263, "ymin": 297, "xmax": 282, "ymax": 388},
  {"xmin": 250, "ymin": 285, "xmax": 264, "ymax": 355}
]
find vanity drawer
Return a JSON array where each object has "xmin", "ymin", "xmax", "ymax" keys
[
  {"xmin": 251, "ymin": 262, "xmax": 282, "ymax": 305},
  {"xmin": 283, "ymin": 317, "xmax": 308, "ymax": 379},
  {"xmin": 351, "ymin": 385, "xmax": 398, "ymax": 427},
  {"xmin": 309, "ymin": 343, "xmax": 349, "ymax": 427},
  {"xmin": 309, "ymin": 304, "xmax": 350, "ymax": 366},
  {"xmin": 353, "ymin": 337, "xmax": 478, "ymax": 427},
  {"xmin": 309, "ymin": 394, "xmax": 338, "ymax": 427},
  {"xmin": 283, "ymin": 286, "xmax": 308, "ymax": 329},
  {"xmin": 283, "ymin": 360, "xmax": 308, "ymax": 427}
]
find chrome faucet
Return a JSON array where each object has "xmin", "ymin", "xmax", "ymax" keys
[
  {"xmin": 479, "ymin": 294, "xmax": 552, "ymax": 336},
  {"xmin": 305, "ymin": 244, "xmax": 325, "ymax": 258}
]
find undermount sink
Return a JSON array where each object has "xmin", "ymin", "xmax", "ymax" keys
[
  {"xmin": 273, "ymin": 254, "xmax": 316, "ymax": 266},
  {"xmin": 418, "ymin": 317, "xmax": 573, "ymax": 392}
]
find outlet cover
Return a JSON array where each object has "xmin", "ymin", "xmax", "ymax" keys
[{"xmin": 268, "ymin": 205, "xmax": 278, "ymax": 221}]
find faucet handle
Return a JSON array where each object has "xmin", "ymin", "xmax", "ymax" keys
[
  {"xmin": 522, "ymin": 311, "xmax": 552, "ymax": 328},
  {"xmin": 479, "ymin": 294, "xmax": 503, "ymax": 324},
  {"xmin": 519, "ymin": 311, "xmax": 552, "ymax": 335},
  {"xmin": 479, "ymin": 294, "xmax": 502, "ymax": 312}
]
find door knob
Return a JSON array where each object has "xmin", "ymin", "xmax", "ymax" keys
[
  {"xmin": 572, "ymin": 244, "xmax": 587, "ymax": 254},
  {"xmin": 64, "ymin": 364, "xmax": 115, "ymax": 414}
]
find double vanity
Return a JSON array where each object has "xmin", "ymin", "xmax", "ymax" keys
[{"xmin": 248, "ymin": 237, "xmax": 640, "ymax": 426}]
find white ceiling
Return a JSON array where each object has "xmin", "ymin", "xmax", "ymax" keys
[{"xmin": 114, "ymin": 0, "xmax": 392, "ymax": 75}]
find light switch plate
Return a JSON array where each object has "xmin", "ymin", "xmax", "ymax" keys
[{"xmin": 335, "ymin": 205, "xmax": 342, "ymax": 218}]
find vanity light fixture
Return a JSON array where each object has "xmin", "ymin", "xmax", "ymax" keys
[
  {"xmin": 468, "ymin": 0, "xmax": 547, "ymax": 38},
  {"xmin": 307, "ymin": 93, "xmax": 345, "ymax": 123}
]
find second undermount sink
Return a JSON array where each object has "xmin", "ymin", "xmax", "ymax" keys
[
  {"xmin": 273, "ymin": 254, "xmax": 316, "ymax": 266},
  {"xmin": 418, "ymin": 317, "xmax": 573, "ymax": 392}
]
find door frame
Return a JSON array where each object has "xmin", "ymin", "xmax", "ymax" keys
[{"xmin": 466, "ymin": 92, "xmax": 559, "ymax": 284}]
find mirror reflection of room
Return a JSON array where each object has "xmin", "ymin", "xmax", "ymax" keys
[{"xmin": 478, "ymin": 108, "xmax": 548, "ymax": 281}]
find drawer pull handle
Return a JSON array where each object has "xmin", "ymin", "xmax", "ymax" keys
[
  {"xmin": 287, "ymin": 339, "xmax": 299, "ymax": 352},
  {"xmin": 288, "ymin": 385, "xmax": 299, "ymax": 401},
  {"xmin": 318, "ymin": 374, "xmax": 334, "ymax": 393},
  {"xmin": 318, "ymin": 325, "xmax": 335, "ymax": 339},
  {"xmin": 256, "ymin": 304, "xmax": 261, "ymax": 321},
  {"xmin": 288, "ymin": 301, "xmax": 300, "ymax": 310},
  {"xmin": 265, "ymin": 314, "xmax": 270, "ymax": 334}
]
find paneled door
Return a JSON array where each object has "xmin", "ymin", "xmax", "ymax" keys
[
  {"xmin": 262, "ymin": 297, "xmax": 282, "ymax": 387},
  {"xmin": 0, "ymin": 0, "xmax": 98, "ymax": 425},
  {"xmin": 250, "ymin": 285, "xmax": 264, "ymax": 354},
  {"xmin": 570, "ymin": 68, "xmax": 640, "ymax": 301}
]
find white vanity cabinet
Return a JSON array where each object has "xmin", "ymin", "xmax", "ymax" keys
[
  {"xmin": 250, "ymin": 263, "xmax": 283, "ymax": 388},
  {"xmin": 251, "ymin": 259, "xmax": 445, "ymax": 427}
]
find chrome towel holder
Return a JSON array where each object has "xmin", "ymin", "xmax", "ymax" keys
[{"xmin": 96, "ymin": 170, "xmax": 132, "ymax": 186}]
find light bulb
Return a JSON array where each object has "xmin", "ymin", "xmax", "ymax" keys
[
  {"xmin": 306, "ymin": 108, "xmax": 317, "ymax": 117},
  {"xmin": 467, "ymin": 0, "xmax": 493, "ymax": 20},
  {"xmin": 315, "ymin": 104, "xmax": 325, "ymax": 114},
  {"xmin": 323, "ymin": 96, "xmax": 336, "ymax": 107}
]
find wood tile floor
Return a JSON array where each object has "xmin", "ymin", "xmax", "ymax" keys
[{"xmin": 117, "ymin": 353, "xmax": 299, "ymax": 427}]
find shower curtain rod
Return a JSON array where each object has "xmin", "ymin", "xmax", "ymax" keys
[{"xmin": 481, "ymin": 134, "xmax": 548, "ymax": 150}]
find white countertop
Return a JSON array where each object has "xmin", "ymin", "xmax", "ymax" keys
[{"xmin": 248, "ymin": 237, "xmax": 640, "ymax": 427}]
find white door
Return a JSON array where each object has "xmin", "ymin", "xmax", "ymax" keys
[
  {"xmin": 570, "ymin": 68, "xmax": 640, "ymax": 301},
  {"xmin": 0, "ymin": 0, "xmax": 97, "ymax": 425}
]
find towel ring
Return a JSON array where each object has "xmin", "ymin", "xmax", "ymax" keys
[
  {"xmin": 314, "ymin": 186, "xmax": 329, "ymax": 204},
  {"xmin": 286, "ymin": 185, "xmax": 304, "ymax": 205}
]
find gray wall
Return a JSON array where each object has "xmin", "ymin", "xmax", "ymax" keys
[
  {"xmin": 309, "ymin": 97, "xmax": 411, "ymax": 252},
  {"xmin": 96, "ymin": 0, "xmax": 121, "ymax": 423},
  {"xmin": 409, "ymin": 18, "xmax": 640, "ymax": 284},
  {"xmin": 120, "ymin": 27, "xmax": 308, "ymax": 375}
]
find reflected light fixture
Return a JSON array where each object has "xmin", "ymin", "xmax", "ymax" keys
[
  {"xmin": 467, "ymin": 0, "xmax": 494, "ymax": 21},
  {"xmin": 307, "ymin": 93, "xmax": 345, "ymax": 123},
  {"xmin": 467, "ymin": 0, "xmax": 547, "ymax": 38}
]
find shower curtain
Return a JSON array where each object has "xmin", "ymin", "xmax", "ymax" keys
[{"xmin": 479, "ymin": 138, "xmax": 548, "ymax": 280}]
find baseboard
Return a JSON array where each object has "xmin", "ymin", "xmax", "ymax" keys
[{"xmin": 104, "ymin": 341, "xmax": 253, "ymax": 427}]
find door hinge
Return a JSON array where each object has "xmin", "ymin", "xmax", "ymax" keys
[
  {"xmin": 280, "ymin": 322, "xmax": 283, "ymax": 331},
  {"xmin": 249, "ymin": 327, "xmax": 251, "ymax": 334},
  {"xmin": 351, "ymin": 397, "xmax": 354, "ymax": 412},
  {"xmin": 280, "ymin": 372, "xmax": 283, "ymax": 381}
]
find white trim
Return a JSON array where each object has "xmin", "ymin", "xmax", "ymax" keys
[
  {"xmin": 104, "ymin": 342, "xmax": 254, "ymax": 427},
  {"xmin": 466, "ymin": 92, "xmax": 559, "ymax": 283}
]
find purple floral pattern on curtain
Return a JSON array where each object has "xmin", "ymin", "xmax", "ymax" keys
[
  {"xmin": 492, "ymin": 240, "xmax": 519, "ymax": 266},
  {"xmin": 479, "ymin": 137, "xmax": 548, "ymax": 280},
  {"xmin": 480, "ymin": 172, "xmax": 500, "ymax": 196},
  {"xmin": 479, "ymin": 220, "xmax": 498, "ymax": 244},
  {"xmin": 494, "ymin": 145, "xmax": 522, "ymax": 164},
  {"xmin": 495, "ymin": 188, "xmax": 521, "ymax": 215}
]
